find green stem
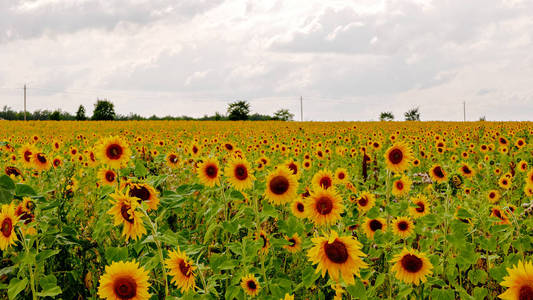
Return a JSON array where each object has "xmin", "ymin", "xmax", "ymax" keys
[
  {"xmin": 19, "ymin": 228, "xmax": 37, "ymax": 300},
  {"xmin": 141, "ymin": 207, "xmax": 169, "ymax": 298}
]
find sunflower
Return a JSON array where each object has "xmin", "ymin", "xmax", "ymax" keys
[
  {"xmin": 165, "ymin": 152, "xmax": 180, "ymax": 168},
  {"xmin": 107, "ymin": 190, "xmax": 147, "ymax": 241},
  {"xmin": 499, "ymin": 260, "xmax": 533, "ymax": 300},
  {"xmin": 458, "ymin": 163, "xmax": 475, "ymax": 178},
  {"xmin": 197, "ymin": 158, "xmax": 221, "ymax": 187},
  {"xmin": 312, "ymin": 169, "xmax": 335, "ymax": 190},
  {"xmin": 384, "ymin": 142, "xmax": 413, "ymax": 173},
  {"xmin": 334, "ymin": 168, "xmax": 349, "ymax": 184},
  {"xmin": 409, "ymin": 195, "xmax": 430, "ymax": 218},
  {"xmin": 241, "ymin": 274, "xmax": 260, "ymax": 297},
  {"xmin": 225, "ymin": 158, "xmax": 255, "ymax": 191},
  {"xmin": 392, "ymin": 216, "xmax": 414, "ymax": 238},
  {"xmin": 96, "ymin": 136, "xmax": 131, "ymax": 168},
  {"xmin": 363, "ymin": 218, "xmax": 387, "ymax": 239},
  {"xmin": 284, "ymin": 160, "xmax": 301, "ymax": 178},
  {"xmin": 98, "ymin": 169, "xmax": 117, "ymax": 186},
  {"xmin": 0, "ymin": 204, "xmax": 19, "ymax": 250},
  {"xmin": 52, "ymin": 156, "xmax": 62, "ymax": 168},
  {"xmin": 32, "ymin": 152, "xmax": 51, "ymax": 171},
  {"xmin": 491, "ymin": 206, "xmax": 510, "ymax": 225},
  {"xmin": 98, "ymin": 260, "xmax": 150, "ymax": 300},
  {"xmin": 307, "ymin": 230, "xmax": 367, "ymax": 285},
  {"xmin": 390, "ymin": 248, "xmax": 433, "ymax": 285},
  {"xmin": 256, "ymin": 230, "xmax": 270, "ymax": 255},
  {"xmin": 525, "ymin": 184, "xmax": 533, "ymax": 197},
  {"xmin": 264, "ymin": 166, "xmax": 298, "ymax": 205},
  {"xmin": 527, "ymin": 169, "xmax": 533, "ymax": 186},
  {"xmin": 18, "ymin": 144, "xmax": 35, "ymax": 168},
  {"xmin": 291, "ymin": 197, "xmax": 307, "ymax": 218},
  {"xmin": 499, "ymin": 176, "xmax": 512, "ymax": 190},
  {"xmin": 284, "ymin": 233, "xmax": 302, "ymax": 253},
  {"xmin": 302, "ymin": 159, "xmax": 312, "ymax": 170},
  {"xmin": 281, "ymin": 294, "xmax": 294, "ymax": 300},
  {"xmin": 355, "ymin": 192, "xmax": 375, "ymax": 213},
  {"xmin": 305, "ymin": 188, "xmax": 344, "ymax": 226},
  {"xmin": 429, "ymin": 164, "xmax": 447, "ymax": 183},
  {"xmin": 391, "ymin": 176, "xmax": 412, "ymax": 197},
  {"xmin": 165, "ymin": 248, "xmax": 196, "ymax": 293},
  {"xmin": 487, "ymin": 190, "xmax": 501, "ymax": 203},
  {"xmin": 127, "ymin": 183, "xmax": 160, "ymax": 211}
]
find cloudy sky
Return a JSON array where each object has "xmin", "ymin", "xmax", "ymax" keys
[{"xmin": 1, "ymin": 0, "xmax": 532, "ymax": 121}]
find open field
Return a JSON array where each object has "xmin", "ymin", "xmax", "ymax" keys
[{"xmin": 0, "ymin": 121, "xmax": 532, "ymax": 299}]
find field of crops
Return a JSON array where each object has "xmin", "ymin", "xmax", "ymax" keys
[{"xmin": 0, "ymin": 121, "xmax": 532, "ymax": 300}]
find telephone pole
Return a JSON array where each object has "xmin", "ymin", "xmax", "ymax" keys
[
  {"xmin": 300, "ymin": 96, "xmax": 303, "ymax": 121},
  {"xmin": 463, "ymin": 101, "xmax": 465, "ymax": 122},
  {"xmin": 24, "ymin": 84, "xmax": 27, "ymax": 121}
]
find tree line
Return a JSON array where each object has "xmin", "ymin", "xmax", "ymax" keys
[{"xmin": 0, "ymin": 99, "xmax": 294, "ymax": 121}]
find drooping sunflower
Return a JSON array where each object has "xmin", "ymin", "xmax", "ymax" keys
[
  {"xmin": 165, "ymin": 152, "xmax": 180, "ymax": 168},
  {"xmin": 499, "ymin": 260, "xmax": 533, "ymax": 300},
  {"xmin": 96, "ymin": 136, "xmax": 132, "ymax": 168},
  {"xmin": 107, "ymin": 190, "xmax": 147, "ymax": 241},
  {"xmin": 409, "ymin": 195, "xmax": 430, "ymax": 218},
  {"xmin": 487, "ymin": 189, "xmax": 501, "ymax": 203},
  {"xmin": 312, "ymin": 169, "xmax": 335, "ymax": 190},
  {"xmin": 458, "ymin": 163, "xmax": 475, "ymax": 178},
  {"xmin": 491, "ymin": 206, "xmax": 510, "ymax": 225},
  {"xmin": 0, "ymin": 204, "xmax": 19, "ymax": 250},
  {"xmin": 256, "ymin": 230, "xmax": 270, "ymax": 255},
  {"xmin": 291, "ymin": 197, "xmax": 307, "ymax": 218},
  {"xmin": 98, "ymin": 260, "xmax": 150, "ymax": 300},
  {"xmin": 165, "ymin": 248, "xmax": 196, "ymax": 293},
  {"xmin": 354, "ymin": 192, "xmax": 375, "ymax": 213},
  {"xmin": 392, "ymin": 216, "xmax": 414, "ymax": 238},
  {"xmin": 305, "ymin": 188, "xmax": 344, "ymax": 226},
  {"xmin": 127, "ymin": 183, "xmax": 160, "ymax": 211},
  {"xmin": 225, "ymin": 158, "xmax": 255, "ymax": 191},
  {"xmin": 196, "ymin": 158, "xmax": 221, "ymax": 187},
  {"xmin": 264, "ymin": 166, "xmax": 298, "ymax": 205},
  {"xmin": 98, "ymin": 169, "xmax": 117, "ymax": 186},
  {"xmin": 384, "ymin": 142, "xmax": 413, "ymax": 173},
  {"xmin": 429, "ymin": 164, "xmax": 447, "ymax": 183},
  {"xmin": 391, "ymin": 176, "xmax": 412, "ymax": 197},
  {"xmin": 284, "ymin": 233, "xmax": 302, "ymax": 253},
  {"xmin": 390, "ymin": 248, "xmax": 433, "ymax": 285},
  {"xmin": 307, "ymin": 230, "xmax": 368, "ymax": 285},
  {"xmin": 241, "ymin": 274, "xmax": 260, "ymax": 297},
  {"xmin": 363, "ymin": 217, "xmax": 387, "ymax": 239}
]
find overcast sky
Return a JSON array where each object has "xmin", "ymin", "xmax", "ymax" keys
[{"xmin": 1, "ymin": 0, "xmax": 532, "ymax": 121}]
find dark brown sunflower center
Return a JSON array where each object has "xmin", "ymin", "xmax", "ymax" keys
[
  {"xmin": 192, "ymin": 146, "xmax": 198, "ymax": 154},
  {"xmin": 288, "ymin": 238, "xmax": 296, "ymax": 247},
  {"xmin": 319, "ymin": 177, "xmax": 332, "ymax": 189},
  {"xmin": 234, "ymin": 165, "xmax": 248, "ymax": 180},
  {"xmin": 288, "ymin": 163, "xmax": 298, "ymax": 175},
  {"xmin": 5, "ymin": 167, "xmax": 21, "ymax": 177},
  {"xmin": 53, "ymin": 159, "xmax": 61, "ymax": 167},
  {"xmin": 24, "ymin": 150, "xmax": 32, "ymax": 162},
  {"xmin": 493, "ymin": 209, "xmax": 503, "ymax": 220},
  {"xmin": 338, "ymin": 172, "xmax": 345, "ymax": 179},
  {"xmin": 269, "ymin": 176, "xmax": 289, "ymax": 195},
  {"xmin": 105, "ymin": 171, "xmax": 116, "ymax": 182},
  {"xmin": 397, "ymin": 221, "xmax": 408, "ymax": 231},
  {"xmin": 388, "ymin": 148, "xmax": 403, "ymax": 164},
  {"xmin": 358, "ymin": 197, "xmax": 368, "ymax": 207},
  {"xmin": 246, "ymin": 280, "xmax": 257, "ymax": 290},
  {"xmin": 179, "ymin": 260, "xmax": 192, "ymax": 277},
  {"xmin": 113, "ymin": 276, "xmax": 137, "ymax": 299},
  {"xmin": 296, "ymin": 202, "xmax": 305, "ymax": 212},
  {"xmin": 36, "ymin": 153, "xmax": 47, "ymax": 163},
  {"xmin": 106, "ymin": 144, "xmax": 123, "ymax": 160},
  {"xmin": 1, "ymin": 218, "xmax": 12, "ymax": 237},
  {"xmin": 129, "ymin": 185, "xmax": 150, "ymax": 201},
  {"xmin": 433, "ymin": 166, "xmax": 445, "ymax": 178},
  {"xmin": 205, "ymin": 165, "xmax": 218, "ymax": 179},
  {"xmin": 120, "ymin": 205, "xmax": 135, "ymax": 224},
  {"xmin": 519, "ymin": 284, "xmax": 533, "ymax": 300},
  {"xmin": 400, "ymin": 254, "xmax": 423, "ymax": 273},
  {"xmin": 395, "ymin": 181, "xmax": 404, "ymax": 190},
  {"xmin": 416, "ymin": 202, "xmax": 425, "ymax": 213},
  {"xmin": 169, "ymin": 155, "xmax": 178, "ymax": 163},
  {"xmin": 261, "ymin": 235, "xmax": 267, "ymax": 248},
  {"xmin": 315, "ymin": 196, "xmax": 333, "ymax": 215},
  {"xmin": 225, "ymin": 144, "xmax": 233, "ymax": 151},
  {"xmin": 462, "ymin": 166, "xmax": 471, "ymax": 174},
  {"xmin": 489, "ymin": 192, "xmax": 495, "ymax": 198},
  {"xmin": 369, "ymin": 219, "xmax": 383, "ymax": 231},
  {"xmin": 324, "ymin": 240, "xmax": 349, "ymax": 264}
]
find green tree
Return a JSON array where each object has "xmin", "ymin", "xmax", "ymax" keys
[
  {"xmin": 50, "ymin": 110, "xmax": 61, "ymax": 121},
  {"xmin": 404, "ymin": 107, "xmax": 421, "ymax": 121},
  {"xmin": 379, "ymin": 111, "xmax": 394, "ymax": 121},
  {"xmin": 76, "ymin": 105, "xmax": 87, "ymax": 120},
  {"xmin": 273, "ymin": 109, "xmax": 294, "ymax": 121},
  {"xmin": 227, "ymin": 101, "xmax": 250, "ymax": 121},
  {"xmin": 92, "ymin": 99, "xmax": 116, "ymax": 121}
]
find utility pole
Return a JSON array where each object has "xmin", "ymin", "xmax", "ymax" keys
[
  {"xmin": 300, "ymin": 96, "xmax": 303, "ymax": 122},
  {"xmin": 463, "ymin": 101, "xmax": 466, "ymax": 122},
  {"xmin": 24, "ymin": 84, "xmax": 27, "ymax": 121}
]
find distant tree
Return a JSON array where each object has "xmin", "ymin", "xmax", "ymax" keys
[
  {"xmin": 50, "ymin": 110, "xmax": 61, "ymax": 121},
  {"xmin": 76, "ymin": 105, "xmax": 87, "ymax": 120},
  {"xmin": 379, "ymin": 112, "xmax": 394, "ymax": 121},
  {"xmin": 227, "ymin": 101, "xmax": 250, "ymax": 121},
  {"xmin": 273, "ymin": 109, "xmax": 294, "ymax": 121},
  {"xmin": 479, "ymin": 116, "xmax": 486, "ymax": 121},
  {"xmin": 92, "ymin": 99, "xmax": 116, "ymax": 120},
  {"xmin": 214, "ymin": 112, "xmax": 225, "ymax": 121},
  {"xmin": 249, "ymin": 113, "xmax": 272, "ymax": 121},
  {"xmin": 404, "ymin": 107, "xmax": 421, "ymax": 121}
]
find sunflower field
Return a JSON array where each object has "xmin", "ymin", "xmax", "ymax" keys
[{"xmin": 0, "ymin": 120, "xmax": 532, "ymax": 300}]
